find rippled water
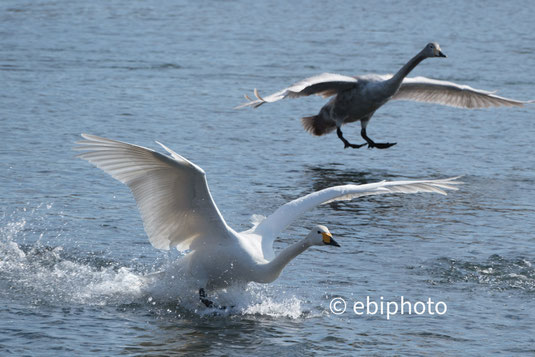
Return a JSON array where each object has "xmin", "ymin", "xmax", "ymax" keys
[{"xmin": 1, "ymin": 0, "xmax": 534, "ymax": 355}]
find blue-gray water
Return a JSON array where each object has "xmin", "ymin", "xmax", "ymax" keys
[{"xmin": 1, "ymin": 1, "xmax": 534, "ymax": 355}]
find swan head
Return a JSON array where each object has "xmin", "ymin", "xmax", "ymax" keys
[
  {"xmin": 423, "ymin": 42, "xmax": 447, "ymax": 58},
  {"xmin": 307, "ymin": 225, "xmax": 340, "ymax": 247}
]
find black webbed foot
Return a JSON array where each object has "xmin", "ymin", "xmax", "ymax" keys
[
  {"xmin": 344, "ymin": 141, "xmax": 367, "ymax": 149},
  {"xmin": 367, "ymin": 142, "xmax": 397, "ymax": 149},
  {"xmin": 361, "ymin": 128, "xmax": 396, "ymax": 149},
  {"xmin": 199, "ymin": 288, "xmax": 234, "ymax": 310},
  {"xmin": 199, "ymin": 288, "xmax": 214, "ymax": 308}
]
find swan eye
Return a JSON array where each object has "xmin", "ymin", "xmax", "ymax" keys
[{"xmin": 317, "ymin": 230, "xmax": 321, "ymax": 234}]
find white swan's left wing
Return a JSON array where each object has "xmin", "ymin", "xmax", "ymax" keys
[
  {"xmin": 75, "ymin": 134, "xmax": 233, "ymax": 251},
  {"xmin": 235, "ymin": 73, "xmax": 358, "ymax": 109},
  {"xmin": 393, "ymin": 76, "xmax": 533, "ymax": 108},
  {"xmin": 252, "ymin": 177, "xmax": 462, "ymax": 257}
]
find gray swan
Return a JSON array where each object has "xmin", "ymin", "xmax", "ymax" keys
[{"xmin": 237, "ymin": 43, "xmax": 533, "ymax": 149}]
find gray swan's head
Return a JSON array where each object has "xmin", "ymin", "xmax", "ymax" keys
[{"xmin": 422, "ymin": 42, "xmax": 447, "ymax": 58}]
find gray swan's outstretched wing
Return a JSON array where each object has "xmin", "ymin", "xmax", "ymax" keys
[
  {"xmin": 236, "ymin": 73, "xmax": 358, "ymax": 109},
  {"xmin": 393, "ymin": 76, "xmax": 534, "ymax": 108}
]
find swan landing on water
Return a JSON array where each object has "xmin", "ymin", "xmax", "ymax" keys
[
  {"xmin": 75, "ymin": 134, "xmax": 461, "ymax": 308},
  {"xmin": 237, "ymin": 42, "xmax": 533, "ymax": 150}
]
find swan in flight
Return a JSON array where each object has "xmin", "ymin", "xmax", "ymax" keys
[
  {"xmin": 237, "ymin": 42, "xmax": 533, "ymax": 149},
  {"xmin": 75, "ymin": 134, "xmax": 461, "ymax": 307}
]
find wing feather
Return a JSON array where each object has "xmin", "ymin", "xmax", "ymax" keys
[
  {"xmin": 75, "ymin": 134, "xmax": 232, "ymax": 251},
  {"xmin": 393, "ymin": 76, "xmax": 533, "ymax": 108},
  {"xmin": 235, "ymin": 73, "xmax": 358, "ymax": 109},
  {"xmin": 251, "ymin": 177, "xmax": 462, "ymax": 259}
]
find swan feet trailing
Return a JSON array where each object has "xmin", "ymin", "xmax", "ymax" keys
[
  {"xmin": 336, "ymin": 127, "xmax": 396, "ymax": 149},
  {"xmin": 199, "ymin": 288, "xmax": 234, "ymax": 310}
]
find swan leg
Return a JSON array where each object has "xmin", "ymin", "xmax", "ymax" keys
[
  {"xmin": 336, "ymin": 127, "xmax": 366, "ymax": 149},
  {"xmin": 360, "ymin": 128, "xmax": 396, "ymax": 149},
  {"xmin": 199, "ymin": 288, "xmax": 214, "ymax": 308},
  {"xmin": 199, "ymin": 288, "xmax": 234, "ymax": 310}
]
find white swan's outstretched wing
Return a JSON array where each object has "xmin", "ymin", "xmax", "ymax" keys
[
  {"xmin": 252, "ymin": 177, "xmax": 462, "ymax": 258},
  {"xmin": 393, "ymin": 76, "xmax": 534, "ymax": 108},
  {"xmin": 235, "ymin": 73, "xmax": 358, "ymax": 109},
  {"xmin": 75, "ymin": 134, "xmax": 232, "ymax": 251}
]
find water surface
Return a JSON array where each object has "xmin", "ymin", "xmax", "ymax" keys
[{"xmin": 1, "ymin": 0, "xmax": 534, "ymax": 355}]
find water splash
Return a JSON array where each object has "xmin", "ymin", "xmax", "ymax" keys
[
  {"xmin": 0, "ymin": 237, "xmax": 144, "ymax": 306},
  {"xmin": 1, "ymin": 212, "xmax": 305, "ymax": 318},
  {"xmin": 142, "ymin": 259, "xmax": 304, "ymax": 318}
]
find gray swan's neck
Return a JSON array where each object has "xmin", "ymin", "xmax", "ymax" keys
[
  {"xmin": 389, "ymin": 52, "xmax": 426, "ymax": 88},
  {"xmin": 262, "ymin": 239, "xmax": 310, "ymax": 282}
]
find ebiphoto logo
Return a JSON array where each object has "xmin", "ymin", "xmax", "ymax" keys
[{"xmin": 329, "ymin": 296, "xmax": 447, "ymax": 320}]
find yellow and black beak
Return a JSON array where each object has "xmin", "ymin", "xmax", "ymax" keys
[
  {"xmin": 322, "ymin": 232, "xmax": 340, "ymax": 247},
  {"xmin": 437, "ymin": 50, "xmax": 447, "ymax": 58}
]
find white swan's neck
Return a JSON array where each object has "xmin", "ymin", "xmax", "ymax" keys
[
  {"xmin": 261, "ymin": 238, "xmax": 311, "ymax": 283},
  {"xmin": 389, "ymin": 51, "xmax": 426, "ymax": 88}
]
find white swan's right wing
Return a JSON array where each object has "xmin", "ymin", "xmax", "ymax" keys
[
  {"xmin": 253, "ymin": 177, "xmax": 462, "ymax": 257},
  {"xmin": 393, "ymin": 76, "xmax": 533, "ymax": 108},
  {"xmin": 235, "ymin": 73, "xmax": 358, "ymax": 109},
  {"xmin": 75, "ymin": 134, "xmax": 232, "ymax": 251}
]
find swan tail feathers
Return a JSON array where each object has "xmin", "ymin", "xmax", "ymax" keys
[{"xmin": 301, "ymin": 115, "xmax": 336, "ymax": 136}]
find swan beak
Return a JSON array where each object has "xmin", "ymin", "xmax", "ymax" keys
[
  {"xmin": 322, "ymin": 232, "xmax": 340, "ymax": 247},
  {"xmin": 438, "ymin": 50, "xmax": 447, "ymax": 58}
]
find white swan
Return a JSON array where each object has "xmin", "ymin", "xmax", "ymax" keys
[
  {"xmin": 237, "ymin": 42, "xmax": 533, "ymax": 149},
  {"xmin": 75, "ymin": 134, "xmax": 461, "ymax": 307}
]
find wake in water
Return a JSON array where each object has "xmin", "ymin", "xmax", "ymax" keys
[{"xmin": 0, "ymin": 212, "xmax": 304, "ymax": 318}]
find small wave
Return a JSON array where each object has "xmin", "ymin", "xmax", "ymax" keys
[
  {"xmin": 103, "ymin": 62, "xmax": 183, "ymax": 71},
  {"xmin": 424, "ymin": 254, "xmax": 535, "ymax": 293}
]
